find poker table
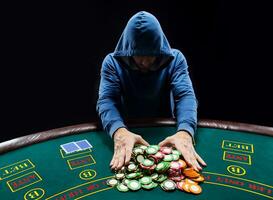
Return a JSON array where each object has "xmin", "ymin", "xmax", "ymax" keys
[{"xmin": 0, "ymin": 118, "xmax": 273, "ymax": 200}]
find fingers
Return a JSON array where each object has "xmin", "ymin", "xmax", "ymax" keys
[
  {"xmin": 158, "ymin": 137, "xmax": 172, "ymax": 147},
  {"xmin": 194, "ymin": 151, "xmax": 207, "ymax": 166},
  {"xmin": 182, "ymin": 152, "xmax": 201, "ymax": 172},
  {"xmin": 174, "ymin": 142, "xmax": 204, "ymax": 172},
  {"xmin": 110, "ymin": 144, "xmax": 126, "ymax": 171},
  {"xmin": 110, "ymin": 151, "xmax": 117, "ymax": 167},
  {"xmin": 136, "ymin": 136, "xmax": 150, "ymax": 146},
  {"xmin": 110, "ymin": 142, "xmax": 135, "ymax": 170},
  {"xmin": 116, "ymin": 148, "xmax": 125, "ymax": 169},
  {"xmin": 125, "ymin": 143, "xmax": 134, "ymax": 165}
]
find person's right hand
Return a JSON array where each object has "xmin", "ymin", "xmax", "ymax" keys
[{"xmin": 110, "ymin": 127, "xmax": 149, "ymax": 171}]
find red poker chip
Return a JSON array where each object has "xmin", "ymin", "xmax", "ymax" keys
[
  {"xmin": 148, "ymin": 155, "xmax": 159, "ymax": 163},
  {"xmin": 139, "ymin": 163, "xmax": 151, "ymax": 170},
  {"xmin": 154, "ymin": 151, "xmax": 164, "ymax": 159},
  {"xmin": 176, "ymin": 181, "xmax": 185, "ymax": 191},
  {"xmin": 160, "ymin": 147, "xmax": 172, "ymax": 154},
  {"xmin": 168, "ymin": 169, "xmax": 181, "ymax": 177},
  {"xmin": 169, "ymin": 175, "xmax": 185, "ymax": 182},
  {"xmin": 170, "ymin": 161, "xmax": 180, "ymax": 170}
]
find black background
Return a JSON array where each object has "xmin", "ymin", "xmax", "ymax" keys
[{"xmin": 1, "ymin": 0, "xmax": 272, "ymax": 142}]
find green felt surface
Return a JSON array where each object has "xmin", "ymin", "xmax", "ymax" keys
[{"xmin": 0, "ymin": 127, "xmax": 273, "ymax": 200}]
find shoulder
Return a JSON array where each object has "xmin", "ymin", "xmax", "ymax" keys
[
  {"xmin": 171, "ymin": 49, "xmax": 186, "ymax": 63},
  {"xmin": 102, "ymin": 53, "xmax": 115, "ymax": 65}
]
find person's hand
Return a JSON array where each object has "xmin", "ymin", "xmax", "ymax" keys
[
  {"xmin": 159, "ymin": 131, "xmax": 206, "ymax": 172},
  {"xmin": 110, "ymin": 127, "xmax": 149, "ymax": 171}
]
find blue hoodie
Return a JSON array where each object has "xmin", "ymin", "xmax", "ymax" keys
[{"xmin": 97, "ymin": 11, "xmax": 198, "ymax": 139}]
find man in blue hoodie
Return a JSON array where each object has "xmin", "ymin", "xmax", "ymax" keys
[{"xmin": 97, "ymin": 11, "xmax": 206, "ymax": 172}]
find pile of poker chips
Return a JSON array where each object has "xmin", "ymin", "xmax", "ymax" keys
[{"xmin": 107, "ymin": 144, "xmax": 204, "ymax": 194}]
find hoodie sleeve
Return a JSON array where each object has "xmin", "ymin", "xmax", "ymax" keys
[
  {"xmin": 170, "ymin": 52, "xmax": 198, "ymax": 140},
  {"xmin": 96, "ymin": 55, "xmax": 127, "ymax": 138}
]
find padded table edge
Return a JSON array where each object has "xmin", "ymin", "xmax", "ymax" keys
[{"xmin": 0, "ymin": 118, "xmax": 272, "ymax": 154}]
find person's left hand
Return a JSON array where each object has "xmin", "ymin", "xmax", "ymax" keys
[{"xmin": 158, "ymin": 131, "xmax": 207, "ymax": 172}]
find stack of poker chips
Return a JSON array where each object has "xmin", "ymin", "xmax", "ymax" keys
[{"xmin": 107, "ymin": 145, "xmax": 204, "ymax": 194}]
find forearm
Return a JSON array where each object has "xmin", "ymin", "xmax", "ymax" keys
[
  {"xmin": 97, "ymin": 98, "xmax": 126, "ymax": 138},
  {"xmin": 175, "ymin": 97, "xmax": 197, "ymax": 138}
]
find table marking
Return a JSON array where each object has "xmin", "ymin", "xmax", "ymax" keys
[
  {"xmin": 203, "ymin": 171, "xmax": 273, "ymax": 199},
  {"xmin": 0, "ymin": 159, "xmax": 35, "ymax": 180},
  {"xmin": 6, "ymin": 171, "xmax": 42, "ymax": 192}
]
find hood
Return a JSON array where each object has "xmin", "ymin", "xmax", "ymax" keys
[{"xmin": 113, "ymin": 11, "xmax": 174, "ymax": 71}]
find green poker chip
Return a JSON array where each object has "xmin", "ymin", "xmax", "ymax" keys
[
  {"xmin": 146, "ymin": 146, "xmax": 158, "ymax": 155},
  {"xmin": 161, "ymin": 180, "xmax": 176, "ymax": 191},
  {"xmin": 155, "ymin": 174, "xmax": 168, "ymax": 183},
  {"xmin": 136, "ymin": 154, "xmax": 145, "ymax": 163},
  {"xmin": 155, "ymin": 162, "xmax": 170, "ymax": 173},
  {"xmin": 172, "ymin": 150, "xmax": 182, "ymax": 155},
  {"xmin": 126, "ymin": 172, "xmax": 138, "ymax": 179},
  {"xmin": 106, "ymin": 178, "xmax": 119, "ymax": 187},
  {"xmin": 149, "ymin": 145, "xmax": 160, "ymax": 151},
  {"xmin": 133, "ymin": 147, "xmax": 144, "ymax": 155},
  {"xmin": 137, "ymin": 145, "xmax": 148, "ymax": 150},
  {"xmin": 127, "ymin": 180, "xmax": 141, "ymax": 191},
  {"xmin": 127, "ymin": 163, "xmax": 138, "ymax": 172},
  {"xmin": 172, "ymin": 154, "xmax": 180, "ymax": 161},
  {"xmin": 151, "ymin": 173, "xmax": 159, "ymax": 180},
  {"xmin": 142, "ymin": 182, "xmax": 155, "ymax": 190},
  {"xmin": 115, "ymin": 173, "xmax": 125, "ymax": 180},
  {"xmin": 122, "ymin": 178, "xmax": 130, "ymax": 186},
  {"xmin": 142, "ymin": 159, "xmax": 154, "ymax": 167},
  {"xmin": 117, "ymin": 183, "xmax": 129, "ymax": 192},
  {"xmin": 163, "ymin": 154, "xmax": 173, "ymax": 162},
  {"xmin": 140, "ymin": 176, "xmax": 152, "ymax": 185}
]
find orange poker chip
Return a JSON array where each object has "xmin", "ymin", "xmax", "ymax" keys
[
  {"xmin": 178, "ymin": 159, "xmax": 187, "ymax": 169},
  {"xmin": 185, "ymin": 178, "xmax": 198, "ymax": 185},
  {"xmin": 182, "ymin": 183, "xmax": 191, "ymax": 193},
  {"xmin": 192, "ymin": 175, "xmax": 205, "ymax": 182},
  {"xmin": 189, "ymin": 184, "xmax": 202, "ymax": 194},
  {"xmin": 183, "ymin": 168, "xmax": 200, "ymax": 178}
]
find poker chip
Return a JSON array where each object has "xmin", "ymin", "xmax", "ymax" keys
[
  {"xmin": 122, "ymin": 178, "xmax": 130, "ymax": 186},
  {"xmin": 140, "ymin": 176, "xmax": 152, "ymax": 185},
  {"xmin": 154, "ymin": 151, "xmax": 164, "ymax": 159},
  {"xmin": 146, "ymin": 146, "xmax": 158, "ymax": 154},
  {"xmin": 176, "ymin": 180, "xmax": 185, "ymax": 191},
  {"xmin": 137, "ymin": 145, "xmax": 148, "ymax": 151},
  {"xmin": 115, "ymin": 173, "xmax": 125, "ymax": 180},
  {"xmin": 161, "ymin": 180, "xmax": 176, "ymax": 191},
  {"xmin": 133, "ymin": 147, "xmax": 144, "ymax": 155},
  {"xmin": 127, "ymin": 180, "xmax": 141, "ymax": 191},
  {"xmin": 163, "ymin": 154, "xmax": 173, "ymax": 162},
  {"xmin": 172, "ymin": 150, "xmax": 182, "ymax": 156},
  {"xmin": 127, "ymin": 163, "xmax": 138, "ymax": 172},
  {"xmin": 190, "ymin": 184, "xmax": 202, "ymax": 194},
  {"xmin": 192, "ymin": 175, "xmax": 205, "ymax": 182},
  {"xmin": 117, "ymin": 183, "xmax": 129, "ymax": 192},
  {"xmin": 182, "ymin": 182, "xmax": 191, "ymax": 193},
  {"xmin": 106, "ymin": 178, "xmax": 119, "ymax": 187},
  {"xmin": 136, "ymin": 154, "xmax": 145, "ymax": 163},
  {"xmin": 142, "ymin": 159, "xmax": 154, "ymax": 167},
  {"xmin": 178, "ymin": 159, "xmax": 187, "ymax": 169},
  {"xmin": 185, "ymin": 178, "xmax": 198, "ymax": 185},
  {"xmin": 183, "ymin": 168, "xmax": 200, "ymax": 178},
  {"xmin": 151, "ymin": 173, "xmax": 159, "ymax": 180},
  {"xmin": 107, "ymin": 144, "xmax": 204, "ymax": 195},
  {"xmin": 126, "ymin": 172, "xmax": 141, "ymax": 179},
  {"xmin": 171, "ymin": 154, "xmax": 180, "ymax": 161},
  {"xmin": 142, "ymin": 182, "xmax": 155, "ymax": 190},
  {"xmin": 170, "ymin": 161, "xmax": 180, "ymax": 170},
  {"xmin": 160, "ymin": 147, "xmax": 172, "ymax": 154}
]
